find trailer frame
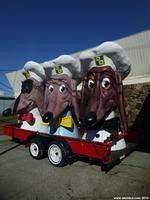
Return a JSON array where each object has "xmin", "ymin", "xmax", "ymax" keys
[{"xmin": 1, "ymin": 123, "xmax": 135, "ymax": 169}]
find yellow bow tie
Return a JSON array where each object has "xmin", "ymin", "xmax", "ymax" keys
[{"xmin": 41, "ymin": 115, "xmax": 73, "ymax": 128}]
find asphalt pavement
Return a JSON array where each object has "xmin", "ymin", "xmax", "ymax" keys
[{"xmin": 0, "ymin": 135, "xmax": 150, "ymax": 200}]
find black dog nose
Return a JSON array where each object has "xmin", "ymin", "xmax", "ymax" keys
[
  {"xmin": 42, "ymin": 112, "xmax": 53, "ymax": 123},
  {"xmin": 84, "ymin": 112, "xmax": 97, "ymax": 127}
]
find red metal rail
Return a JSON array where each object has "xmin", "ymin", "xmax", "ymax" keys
[{"xmin": 1, "ymin": 124, "xmax": 113, "ymax": 163}]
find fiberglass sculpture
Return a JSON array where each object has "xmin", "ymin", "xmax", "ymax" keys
[
  {"xmin": 42, "ymin": 55, "xmax": 80, "ymax": 138},
  {"xmin": 3, "ymin": 61, "xmax": 49, "ymax": 133},
  {"xmin": 79, "ymin": 41, "xmax": 131, "ymax": 151}
]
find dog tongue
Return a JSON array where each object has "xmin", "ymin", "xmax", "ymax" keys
[{"xmin": 18, "ymin": 113, "xmax": 35, "ymax": 125}]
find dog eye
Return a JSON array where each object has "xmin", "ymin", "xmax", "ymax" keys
[
  {"xmin": 59, "ymin": 84, "xmax": 66, "ymax": 93},
  {"xmin": 21, "ymin": 79, "xmax": 33, "ymax": 94},
  {"xmin": 101, "ymin": 78, "xmax": 111, "ymax": 89},
  {"xmin": 88, "ymin": 79, "xmax": 95, "ymax": 89},
  {"xmin": 49, "ymin": 85, "xmax": 54, "ymax": 93}
]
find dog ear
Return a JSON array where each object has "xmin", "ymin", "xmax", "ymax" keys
[
  {"xmin": 41, "ymin": 84, "xmax": 49, "ymax": 115},
  {"xmin": 12, "ymin": 94, "xmax": 21, "ymax": 114},
  {"xmin": 3, "ymin": 93, "xmax": 21, "ymax": 115},
  {"xmin": 80, "ymin": 77, "xmax": 88, "ymax": 119},
  {"xmin": 2, "ymin": 97, "xmax": 18, "ymax": 116},
  {"xmin": 34, "ymin": 84, "xmax": 45, "ymax": 115},
  {"xmin": 70, "ymin": 79, "xmax": 79, "ymax": 121},
  {"xmin": 115, "ymin": 71, "xmax": 128, "ymax": 131}
]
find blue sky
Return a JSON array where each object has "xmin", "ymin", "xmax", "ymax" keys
[{"xmin": 0, "ymin": 0, "xmax": 150, "ymax": 95}]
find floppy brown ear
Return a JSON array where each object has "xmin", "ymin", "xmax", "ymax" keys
[
  {"xmin": 115, "ymin": 71, "xmax": 128, "ymax": 131},
  {"xmin": 70, "ymin": 79, "xmax": 79, "ymax": 121},
  {"xmin": 42, "ymin": 86, "xmax": 47, "ymax": 115},
  {"xmin": 80, "ymin": 78, "xmax": 88, "ymax": 119},
  {"xmin": 2, "ymin": 94, "xmax": 20, "ymax": 116},
  {"xmin": 12, "ymin": 94, "xmax": 21, "ymax": 114},
  {"xmin": 35, "ymin": 85, "xmax": 45, "ymax": 115}
]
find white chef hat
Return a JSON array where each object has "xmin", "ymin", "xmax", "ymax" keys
[
  {"xmin": 23, "ymin": 61, "xmax": 46, "ymax": 82},
  {"xmin": 79, "ymin": 41, "xmax": 131, "ymax": 79},
  {"xmin": 83, "ymin": 54, "xmax": 116, "ymax": 70},
  {"xmin": 80, "ymin": 51, "xmax": 116, "ymax": 71},
  {"xmin": 51, "ymin": 65, "xmax": 72, "ymax": 78},
  {"xmin": 52, "ymin": 54, "xmax": 81, "ymax": 79},
  {"xmin": 94, "ymin": 41, "xmax": 131, "ymax": 78}
]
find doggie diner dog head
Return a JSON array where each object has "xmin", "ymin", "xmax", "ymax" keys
[
  {"xmin": 3, "ymin": 61, "xmax": 46, "ymax": 116},
  {"xmin": 42, "ymin": 55, "xmax": 80, "ymax": 123},
  {"xmin": 80, "ymin": 42, "xmax": 131, "ymax": 131}
]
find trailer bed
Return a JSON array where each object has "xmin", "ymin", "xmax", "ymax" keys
[{"xmin": 1, "ymin": 123, "xmax": 136, "ymax": 168}]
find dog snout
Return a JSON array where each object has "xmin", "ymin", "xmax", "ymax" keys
[
  {"xmin": 84, "ymin": 112, "xmax": 97, "ymax": 127},
  {"xmin": 42, "ymin": 112, "xmax": 53, "ymax": 123}
]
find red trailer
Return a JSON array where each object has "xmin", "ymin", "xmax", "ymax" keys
[{"xmin": 1, "ymin": 123, "xmax": 135, "ymax": 170}]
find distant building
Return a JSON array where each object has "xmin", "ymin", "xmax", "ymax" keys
[
  {"xmin": 116, "ymin": 30, "xmax": 150, "ymax": 85},
  {"xmin": 114, "ymin": 30, "xmax": 150, "ymax": 127}
]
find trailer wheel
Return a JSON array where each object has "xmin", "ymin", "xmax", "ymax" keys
[
  {"xmin": 47, "ymin": 141, "xmax": 69, "ymax": 167},
  {"xmin": 29, "ymin": 138, "xmax": 46, "ymax": 160}
]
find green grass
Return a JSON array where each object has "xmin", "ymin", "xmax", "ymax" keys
[{"xmin": 0, "ymin": 115, "xmax": 17, "ymax": 134}]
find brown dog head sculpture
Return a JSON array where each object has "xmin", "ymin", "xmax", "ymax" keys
[
  {"xmin": 79, "ymin": 42, "xmax": 131, "ymax": 131},
  {"xmin": 42, "ymin": 73, "xmax": 79, "ymax": 123},
  {"xmin": 42, "ymin": 55, "xmax": 80, "ymax": 124},
  {"xmin": 13, "ymin": 78, "xmax": 44, "ymax": 115},
  {"xmin": 80, "ymin": 66, "xmax": 128, "ymax": 131},
  {"xmin": 3, "ymin": 61, "xmax": 46, "ymax": 117},
  {"xmin": 3, "ymin": 77, "xmax": 45, "ymax": 116}
]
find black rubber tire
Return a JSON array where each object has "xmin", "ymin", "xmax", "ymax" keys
[
  {"xmin": 29, "ymin": 138, "xmax": 46, "ymax": 160},
  {"xmin": 47, "ymin": 141, "xmax": 70, "ymax": 167}
]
